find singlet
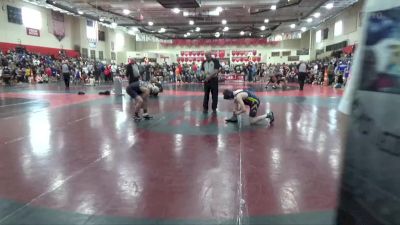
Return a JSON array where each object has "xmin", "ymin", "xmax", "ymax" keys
[
  {"xmin": 234, "ymin": 90, "xmax": 260, "ymax": 106},
  {"xmin": 136, "ymin": 81, "xmax": 154, "ymax": 89}
]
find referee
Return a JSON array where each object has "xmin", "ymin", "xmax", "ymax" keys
[{"xmin": 201, "ymin": 52, "xmax": 221, "ymax": 114}]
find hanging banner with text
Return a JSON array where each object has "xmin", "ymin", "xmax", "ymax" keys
[
  {"xmin": 26, "ymin": 28, "xmax": 40, "ymax": 37},
  {"xmin": 52, "ymin": 11, "xmax": 65, "ymax": 41},
  {"xmin": 161, "ymin": 38, "xmax": 279, "ymax": 47}
]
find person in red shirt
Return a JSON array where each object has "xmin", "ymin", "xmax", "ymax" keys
[{"xmin": 192, "ymin": 63, "xmax": 198, "ymax": 73}]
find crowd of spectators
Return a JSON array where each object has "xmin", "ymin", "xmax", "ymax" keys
[{"xmin": 1, "ymin": 48, "xmax": 352, "ymax": 90}]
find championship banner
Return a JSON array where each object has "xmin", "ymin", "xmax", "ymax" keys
[
  {"xmin": 52, "ymin": 11, "xmax": 65, "ymax": 41},
  {"xmin": 86, "ymin": 20, "xmax": 98, "ymax": 48},
  {"xmin": 337, "ymin": 3, "xmax": 400, "ymax": 225},
  {"xmin": 161, "ymin": 38, "xmax": 279, "ymax": 47}
]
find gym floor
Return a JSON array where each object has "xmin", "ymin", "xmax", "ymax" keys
[{"xmin": 0, "ymin": 82, "xmax": 344, "ymax": 225}]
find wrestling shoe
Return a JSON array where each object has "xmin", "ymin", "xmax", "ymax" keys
[
  {"xmin": 143, "ymin": 114, "xmax": 153, "ymax": 120},
  {"xmin": 225, "ymin": 116, "xmax": 238, "ymax": 123},
  {"xmin": 267, "ymin": 112, "xmax": 274, "ymax": 124}
]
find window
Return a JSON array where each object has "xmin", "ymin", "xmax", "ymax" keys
[
  {"xmin": 7, "ymin": 5, "xmax": 22, "ymax": 24},
  {"xmin": 282, "ymin": 51, "xmax": 291, "ymax": 56},
  {"xmin": 22, "ymin": 7, "xmax": 42, "ymax": 29},
  {"xmin": 271, "ymin": 52, "xmax": 280, "ymax": 57},
  {"xmin": 316, "ymin": 30, "xmax": 322, "ymax": 43},
  {"xmin": 98, "ymin": 51, "xmax": 104, "ymax": 60},
  {"xmin": 115, "ymin": 33, "xmax": 125, "ymax": 51},
  {"xmin": 323, "ymin": 28, "xmax": 329, "ymax": 40},
  {"xmin": 86, "ymin": 20, "xmax": 98, "ymax": 41},
  {"xmin": 98, "ymin": 30, "xmax": 105, "ymax": 41},
  {"xmin": 81, "ymin": 48, "xmax": 88, "ymax": 58},
  {"xmin": 111, "ymin": 52, "xmax": 116, "ymax": 60},
  {"xmin": 334, "ymin": 20, "xmax": 343, "ymax": 36},
  {"xmin": 90, "ymin": 50, "xmax": 96, "ymax": 59}
]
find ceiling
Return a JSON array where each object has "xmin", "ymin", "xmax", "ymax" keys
[{"xmin": 29, "ymin": 0, "xmax": 359, "ymax": 39}]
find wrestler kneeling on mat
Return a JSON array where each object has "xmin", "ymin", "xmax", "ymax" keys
[
  {"xmin": 223, "ymin": 89, "xmax": 274, "ymax": 125},
  {"xmin": 126, "ymin": 81, "xmax": 160, "ymax": 121}
]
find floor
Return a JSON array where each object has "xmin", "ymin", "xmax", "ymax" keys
[{"xmin": 0, "ymin": 82, "xmax": 344, "ymax": 225}]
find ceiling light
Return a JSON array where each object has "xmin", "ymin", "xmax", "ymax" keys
[
  {"xmin": 183, "ymin": 11, "xmax": 189, "ymax": 17},
  {"xmin": 172, "ymin": 8, "xmax": 180, "ymax": 14},
  {"xmin": 249, "ymin": 33, "xmax": 252, "ymax": 36},
  {"xmin": 159, "ymin": 27, "xmax": 166, "ymax": 33},
  {"xmin": 307, "ymin": 18, "xmax": 313, "ymax": 23},
  {"xmin": 111, "ymin": 22, "xmax": 117, "ymax": 27},
  {"xmin": 223, "ymin": 26, "xmax": 229, "ymax": 32},
  {"xmin": 189, "ymin": 20, "xmax": 194, "ymax": 25},
  {"xmin": 301, "ymin": 27, "xmax": 307, "ymax": 32},
  {"xmin": 78, "ymin": 10, "xmax": 83, "ymax": 15},
  {"xmin": 222, "ymin": 19, "xmax": 227, "ymax": 25},
  {"xmin": 215, "ymin": 32, "xmax": 220, "ymax": 37},
  {"xmin": 184, "ymin": 34, "xmax": 187, "ymax": 37},
  {"xmin": 271, "ymin": 5, "xmax": 276, "ymax": 10},
  {"xmin": 195, "ymin": 27, "xmax": 200, "ymax": 32},
  {"xmin": 264, "ymin": 18, "xmax": 269, "ymax": 23},
  {"xmin": 325, "ymin": 3, "xmax": 334, "ymax": 9},
  {"xmin": 260, "ymin": 25, "xmax": 266, "ymax": 30},
  {"xmin": 261, "ymin": 35, "xmax": 264, "ymax": 37},
  {"xmin": 290, "ymin": 24, "xmax": 296, "ymax": 28},
  {"xmin": 99, "ymin": 17, "xmax": 104, "ymax": 22},
  {"xmin": 313, "ymin": 12, "xmax": 321, "ymax": 18},
  {"xmin": 123, "ymin": 9, "xmax": 130, "ymax": 15},
  {"xmin": 128, "ymin": 30, "xmax": 135, "ymax": 35},
  {"xmin": 240, "ymin": 31, "xmax": 245, "ymax": 36},
  {"xmin": 148, "ymin": 21, "xmax": 154, "ymax": 26},
  {"xmin": 216, "ymin": 6, "xmax": 223, "ymax": 12},
  {"xmin": 187, "ymin": 32, "xmax": 191, "ymax": 36}
]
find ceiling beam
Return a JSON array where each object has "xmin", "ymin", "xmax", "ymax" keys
[
  {"xmin": 120, "ymin": 18, "xmax": 297, "ymax": 27},
  {"xmin": 250, "ymin": 0, "xmax": 303, "ymax": 15}
]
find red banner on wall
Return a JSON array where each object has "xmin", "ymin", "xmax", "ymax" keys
[
  {"xmin": 52, "ymin": 11, "xmax": 65, "ymax": 41},
  {"xmin": 162, "ymin": 38, "xmax": 279, "ymax": 47},
  {"xmin": 26, "ymin": 28, "xmax": 40, "ymax": 37},
  {"xmin": 342, "ymin": 44, "xmax": 356, "ymax": 55}
]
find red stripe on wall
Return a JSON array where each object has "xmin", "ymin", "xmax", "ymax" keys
[{"xmin": 0, "ymin": 42, "xmax": 80, "ymax": 58}]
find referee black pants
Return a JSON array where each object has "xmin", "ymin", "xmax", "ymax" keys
[{"xmin": 203, "ymin": 81, "xmax": 218, "ymax": 111}]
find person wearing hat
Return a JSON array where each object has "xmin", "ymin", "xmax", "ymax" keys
[{"xmin": 223, "ymin": 89, "xmax": 274, "ymax": 125}]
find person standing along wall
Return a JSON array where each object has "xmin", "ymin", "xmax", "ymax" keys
[{"xmin": 201, "ymin": 52, "xmax": 221, "ymax": 114}]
